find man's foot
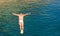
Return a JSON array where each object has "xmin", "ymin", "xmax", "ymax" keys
[{"xmin": 20, "ymin": 30, "xmax": 23, "ymax": 34}]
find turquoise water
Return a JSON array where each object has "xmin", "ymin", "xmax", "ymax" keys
[{"xmin": 0, "ymin": 0, "xmax": 60, "ymax": 36}]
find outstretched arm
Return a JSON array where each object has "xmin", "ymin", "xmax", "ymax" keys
[
  {"xmin": 12, "ymin": 13, "xmax": 19, "ymax": 16},
  {"xmin": 24, "ymin": 13, "xmax": 31, "ymax": 16}
]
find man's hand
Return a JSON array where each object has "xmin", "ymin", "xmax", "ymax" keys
[{"xmin": 24, "ymin": 13, "xmax": 31, "ymax": 16}]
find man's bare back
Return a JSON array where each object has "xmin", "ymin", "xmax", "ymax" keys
[{"xmin": 18, "ymin": 14, "xmax": 25, "ymax": 20}]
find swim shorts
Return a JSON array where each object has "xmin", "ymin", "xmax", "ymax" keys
[{"xmin": 19, "ymin": 20, "xmax": 23, "ymax": 22}]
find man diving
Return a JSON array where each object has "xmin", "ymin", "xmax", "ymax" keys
[{"xmin": 12, "ymin": 13, "xmax": 31, "ymax": 34}]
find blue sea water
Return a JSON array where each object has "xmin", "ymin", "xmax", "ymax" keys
[{"xmin": 0, "ymin": 0, "xmax": 60, "ymax": 36}]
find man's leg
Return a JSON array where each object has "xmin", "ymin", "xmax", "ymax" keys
[
  {"xmin": 20, "ymin": 22, "xmax": 24, "ymax": 34},
  {"xmin": 20, "ymin": 22, "xmax": 24, "ymax": 30},
  {"xmin": 19, "ymin": 20, "xmax": 24, "ymax": 34}
]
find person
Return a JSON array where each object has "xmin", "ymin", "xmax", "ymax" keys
[{"xmin": 12, "ymin": 13, "xmax": 31, "ymax": 34}]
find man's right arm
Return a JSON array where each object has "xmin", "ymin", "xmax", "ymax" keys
[{"xmin": 12, "ymin": 13, "xmax": 19, "ymax": 16}]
